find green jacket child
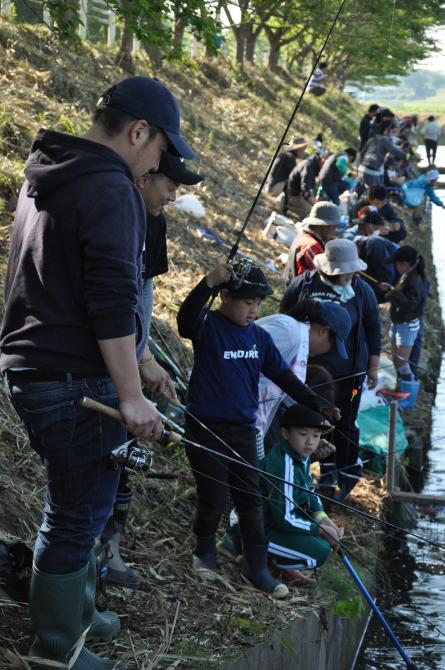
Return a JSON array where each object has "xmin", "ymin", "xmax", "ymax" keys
[{"xmin": 262, "ymin": 403, "xmax": 344, "ymax": 576}]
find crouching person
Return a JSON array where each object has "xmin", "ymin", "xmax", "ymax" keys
[
  {"xmin": 177, "ymin": 261, "xmax": 340, "ymax": 600},
  {"xmin": 264, "ymin": 404, "xmax": 343, "ymax": 584}
]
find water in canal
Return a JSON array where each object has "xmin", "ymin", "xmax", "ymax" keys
[{"xmin": 356, "ymin": 172, "xmax": 445, "ymax": 669}]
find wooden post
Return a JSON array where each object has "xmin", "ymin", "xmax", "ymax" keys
[
  {"xmin": 79, "ymin": 0, "xmax": 88, "ymax": 39},
  {"xmin": 107, "ymin": 8, "xmax": 116, "ymax": 46},
  {"xmin": 386, "ymin": 400, "xmax": 398, "ymax": 494}
]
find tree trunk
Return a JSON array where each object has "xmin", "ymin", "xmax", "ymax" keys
[
  {"xmin": 173, "ymin": 17, "xmax": 186, "ymax": 49},
  {"xmin": 115, "ymin": 15, "xmax": 134, "ymax": 73},
  {"xmin": 245, "ymin": 24, "xmax": 257, "ymax": 64},
  {"xmin": 146, "ymin": 43, "xmax": 163, "ymax": 69},
  {"xmin": 234, "ymin": 26, "xmax": 245, "ymax": 68},
  {"xmin": 267, "ymin": 34, "xmax": 281, "ymax": 70}
]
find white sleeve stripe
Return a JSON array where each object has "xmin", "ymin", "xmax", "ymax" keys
[{"xmin": 284, "ymin": 454, "xmax": 311, "ymax": 531}]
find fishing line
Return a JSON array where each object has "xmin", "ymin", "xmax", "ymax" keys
[
  {"xmin": 199, "ymin": 0, "xmax": 349, "ymax": 318},
  {"xmin": 165, "ymin": 402, "xmax": 445, "ymax": 552},
  {"xmin": 155, "ymin": 424, "xmax": 444, "ymax": 641},
  {"xmin": 227, "ymin": 0, "xmax": 348, "ymax": 262},
  {"xmin": 386, "ymin": 0, "xmax": 397, "ymax": 66}
]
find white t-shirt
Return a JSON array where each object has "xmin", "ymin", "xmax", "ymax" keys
[
  {"xmin": 422, "ymin": 121, "xmax": 441, "ymax": 142},
  {"xmin": 256, "ymin": 315, "xmax": 310, "ymax": 435}
]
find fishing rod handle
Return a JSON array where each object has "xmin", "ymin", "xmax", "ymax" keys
[{"xmin": 79, "ymin": 396, "xmax": 182, "ymax": 444}]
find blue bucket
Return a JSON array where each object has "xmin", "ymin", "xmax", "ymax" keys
[{"xmin": 398, "ymin": 379, "xmax": 421, "ymax": 409}]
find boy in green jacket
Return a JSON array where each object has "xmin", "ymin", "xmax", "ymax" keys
[{"xmin": 263, "ymin": 403, "xmax": 344, "ymax": 582}]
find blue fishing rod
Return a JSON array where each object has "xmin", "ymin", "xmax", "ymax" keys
[{"xmin": 340, "ymin": 550, "xmax": 418, "ymax": 669}]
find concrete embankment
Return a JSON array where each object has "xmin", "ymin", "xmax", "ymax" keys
[{"xmin": 223, "ymin": 603, "xmax": 373, "ymax": 670}]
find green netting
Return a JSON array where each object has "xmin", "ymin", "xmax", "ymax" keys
[{"xmin": 358, "ymin": 405, "xmax": 408, "ymax": 475}]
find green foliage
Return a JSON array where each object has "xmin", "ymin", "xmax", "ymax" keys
[
  {"xmin": 281, "ymin": 639, "xmax": 300, "ymax": 662},
  {"xmin": 232, "ymin": 617, "xmax": 263, "ymax": 636},
  {"xmin": 316, "ymin": 560, "xmax": 367, "ymax": 620},
  {"xmin": 331, "ymin": 596, "xmax": 365, "ymax": 619}
]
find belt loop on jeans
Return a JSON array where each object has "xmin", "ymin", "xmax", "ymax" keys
[{"xmin": 66, "ymin": 372, "xmax": 73, "ymax": 390}]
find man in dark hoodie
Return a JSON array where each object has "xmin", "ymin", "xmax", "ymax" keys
[{"xmin": 0, "ymin": 76, "xmax": 194, "ymax": 670}]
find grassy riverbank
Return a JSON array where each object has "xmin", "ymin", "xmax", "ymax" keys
[{"xmin": 0, "ymin": 17, "xmax": 438, "ymax": 670}]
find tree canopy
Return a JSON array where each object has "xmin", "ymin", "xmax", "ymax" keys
[{"xmin": 39, "ymin": 0, "xmax": 445, "ymax": 87}]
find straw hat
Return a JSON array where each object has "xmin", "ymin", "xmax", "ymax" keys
[
  {"xmin": 303, "ymin": 202, "xmax": 340, "ymax": 227},
  {"xmin": 313, "ymin": 239, "xmax": 367, "ymax": 275},
  {"xmin": 288, "ymin": 135, "xmax": 307, "ymax": 151}
]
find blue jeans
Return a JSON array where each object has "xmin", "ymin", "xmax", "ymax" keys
[
  {"xmin": 143, "ymin": 278, "xmax": 154, "ymax": 337},
  {"xmin": 7, "ymin": 374, "xmax": 125, "ymax": 574},
  {"xmin": 410, "ymin": 316, "xmax": 424, "ymax": 378}
]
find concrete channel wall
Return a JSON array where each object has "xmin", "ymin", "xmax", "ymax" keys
[{"xmin": 223, "ymin": 603, "xmax": 371, "ymax": 670}]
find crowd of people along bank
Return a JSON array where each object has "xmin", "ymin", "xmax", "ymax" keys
[{"xmin": 0, "ymin": 75, "xmax": 442, "ymax": 669}]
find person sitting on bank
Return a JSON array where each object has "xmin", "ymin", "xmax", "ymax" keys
[
  {"xmin": 263, "ymin": 403, "xmax": 344, "ymax": 584},
  {"xmin": 380, "ymin": 246, "xmax": 428, "ymax": 383},
  {"xmin": 284, "ymin": 202, "xmax": 339, "ymax": 285},
  {"xmin": 312, "ymin": 132, "xmax": 329, "ymax": 156},
  {"xmin": 285, "ymin": 151, "xmax": 323, "ymax": 218},
  {"xmin": 353, "ymin": 184, "xmax": 407, "ymax": 243},
  {"xmin": 308, "ymin": 62, "xmax": 328, "ymax": 96},
  {"xmin": 265, "ymin": 136, "xmax": 307, "ymax": 197},
  {"xmin": 318, "ymin": 147, "xmax": 357, "ymax": 205},
  {"xmin": 177, "ymin": 261, "xmax": 340, "ymax": 599}
]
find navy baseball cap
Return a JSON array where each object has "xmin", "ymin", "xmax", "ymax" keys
[
  {"xmin": 156, "ymin": 152, "xmax": 203, "ymax": 185},
  {"xmin": 223, "ymin": 260, "xmax": 273, "ymax": 299},
  {"xmin": 280, "ymin": 403, "xmax": 331, "ymax": 431},
  {"xmin": 97, "ymin": 76, "xmax": 194, "ymax": 159},
  {"xmin": 318, "ymin": 301, "xmax": 351, "ymax": 359}
]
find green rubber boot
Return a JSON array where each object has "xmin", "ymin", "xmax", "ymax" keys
[
  {"xmin": 84, "ymin": 552, "xmax": 120, "ymax": 643},
  {"xmin": 29, "ymin": 563, "xmax": 125, "ymax": 670}
]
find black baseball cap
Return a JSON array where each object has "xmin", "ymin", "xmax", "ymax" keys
[
  {"xmin": 156, "ymin": 152, "xmax": 203, "ymax": 185},
  {"xmin": 280, "ymin": 403, "xmax": 331, "ymax": 431},
  {"xmin": 385, "ymin": 245, "xmax": 419, "ymax": 265},
  {"xmin": 97, "ymin": 76, "xmax": 194, "ymax": 159},
  {"xmin": 223, "ymin": 260, "xmax": 273, "ymax": 299}
]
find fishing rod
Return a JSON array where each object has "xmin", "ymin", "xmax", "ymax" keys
[
  {"xmin": 167, "ymin": 400, "xmax": 445, "ymax": 552},
  {"xmin": 200, "ymin": 0, "xmax": 348, "ymax": 317},
  {"xmin": 81, "ymin": 396, "xmax": 445, "ymax": 642},
  {"xmin": 381, "ymin": 347, "xmax": 442, "ymax": 381},
  {"xmin": 227, "ymin": 0, "xmax": 348, "ymax": 262},
  {"xmin": 162, "ymin": 410, "xmax": 443, "ymax": 652},
  {"xmin": 340, "ymin": 551, "xmax": 418, "ymax": 669}
]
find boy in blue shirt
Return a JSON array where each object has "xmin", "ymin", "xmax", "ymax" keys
[{"xmin": 177, "ymin": 260, "xmax": 340, "ymax": 599}]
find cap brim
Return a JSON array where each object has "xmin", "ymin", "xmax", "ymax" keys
[
  {"xmin": 304, "ymin": 216, "xmax": 338, "ymax": 227},
  {"xmin": 176, "ymin": 170, "xmax": 204, "ymax": 186},
  {"xmin": 228, "ymin": 287, "xmax": 273, "ymax": 299},
  {"xmin": 313, "ymin": 255, "xmax": 367, "ymax": 274},
  {"xmin": 336, "ymin": 336, "xmax": 349, "ymax": 359},
  {"xmin": 165, "ymin": 129, "xmax": 195, "ymax": 160}
]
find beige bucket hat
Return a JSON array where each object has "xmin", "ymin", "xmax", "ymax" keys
[{"xmin": 313, "ymin": 239, "xmax": 367, "ymax": 275}]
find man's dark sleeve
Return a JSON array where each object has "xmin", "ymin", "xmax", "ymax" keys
[
  {"xmin": 268, "ymin": 368, "xmax": 333, "ymax": 412},
  {"xmin": 361, "ymin": 281, "xmax": 381, "ymax": 357},
  {"xmin": 177, "ymin": 278, "xmax": 212, "ymax": 340},
  {"xmin": 280, "ymin": 276, "xmax": 304, "ymax": 313}
]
